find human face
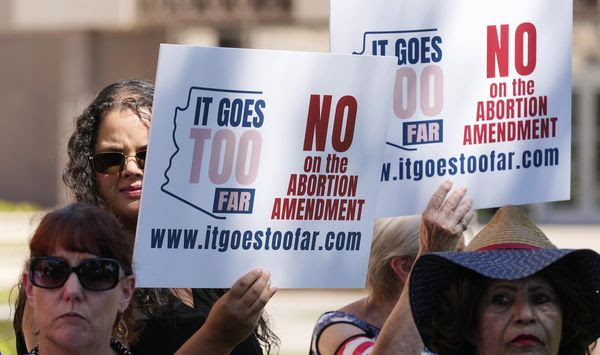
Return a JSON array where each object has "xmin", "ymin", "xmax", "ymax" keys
[
  {"xmin": 475, "ymin": 276, "xmax": 562, "ymax": 355},
  {"xmin": 24, "ymin": 247, "xmax": 135, "ymax": 352},
  {"xmin": 95, "ymin": 108, "xmax": 149, "ymax": 227}
]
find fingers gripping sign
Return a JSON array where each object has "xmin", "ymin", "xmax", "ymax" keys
[
  {"xmin": 201, "ymin": 269, "xmax": 277, "ymax": 353},
  {"xmin": 419, "ymin": 179, "xmax": 474, "ymax": 254},
  {"xmin": 230, "ymin": 269, "xmax": 277, "ymax": 318}
]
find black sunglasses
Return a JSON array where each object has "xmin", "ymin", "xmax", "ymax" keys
[
  {"xmin": 29, "ymin": 256, "xmax": 128, "ymax": 291},
  {"xmin": 89, "ymin": 150, "xmax": 146, "ymax": 174}
]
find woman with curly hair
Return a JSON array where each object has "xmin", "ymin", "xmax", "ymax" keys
[
  {"xmin": 409, "ymin": 205, "xmax": 600, "ymax": 355},
  {"xmin": 15, "ymin": 79, "xmax": 278, "ymax": 354}
]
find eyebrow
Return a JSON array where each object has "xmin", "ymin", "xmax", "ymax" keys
[
  {"xmin": 527, "ymin": 285, "xmax": 556, "ymax": 293},
  {"xmin": 487, "ymin": 284, "xmax": 517, "ymax": 292},
  {"xmin": 487, "ymin": 283, "xmax": 556, "ymax": 295},
  {"xmin": 95, "ymin": 145, "xmax": 148, "ymax": 152}
]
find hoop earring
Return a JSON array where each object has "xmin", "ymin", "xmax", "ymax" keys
[
  {"xmin": 115, "ymin": 314, "xmax": 129, "ymax": 340},
  {"xmin": 31, "ymin": 316, "xmax": 40, "ymax": 336}
]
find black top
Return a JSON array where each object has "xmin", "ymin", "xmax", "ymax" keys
[
  {"xmin": 130, "ymin": 288, "xmax": 263, "ymax": 355},
  {"xmin": 16, "ymin": 288, "xmax": 263, "ymax": 355}
]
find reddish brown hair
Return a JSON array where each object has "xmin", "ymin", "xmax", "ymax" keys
[{"xmin": 29, "ymin": 202, "xmax": 133, "ymax": 274}]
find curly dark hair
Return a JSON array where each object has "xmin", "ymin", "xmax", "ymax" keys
[
  {"xmin": 63, "ymin": 79, "xmax": 154, "ymax": 207},
  {"xmin": 429, "ymin": 260, "xmax": 593, "ymax": 355},
  {"xmin": 59, "ymin": 79, "xmax": 278, "ymax": 353}
]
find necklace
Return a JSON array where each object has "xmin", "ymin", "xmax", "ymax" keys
[{"xmin": 27, "ymin": 338, "xmax": 133, "ymax": 355}]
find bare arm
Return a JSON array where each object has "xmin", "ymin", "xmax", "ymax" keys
[
  {"xmin": 316, "ymin": 323, "xmax": 370, "ymax": 355},
  {"xmin": 175, "ymin": 269, "xmax": 277, "ymax": 355},
  {"xmin": 371, "ymin": 285, "xmax": 421, "ymax": 354},
  {"xmin": 372, "ymin": 180, "xmax": 473, "ymax": 355}
]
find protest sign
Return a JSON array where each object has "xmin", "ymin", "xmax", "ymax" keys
[
  {"xmin": 331, "ymin": 0, "xmax": 572, "ymax": 216},
  {"xmin": 134, "ymin": 45, "xmax": 397, "ymax": 288}
]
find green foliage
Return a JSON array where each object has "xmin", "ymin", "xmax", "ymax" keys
[
  {"xmin": 0, "ymin": 200, "xmax": 40, "ymax": 212},
  {"xmin": 0, "ymin": 320, "xmax": 16, "ymax": 355}
]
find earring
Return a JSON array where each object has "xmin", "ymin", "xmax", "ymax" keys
[
  {"xmin": 31, "ymin": 316, "xmax": 40, "ymax": 336},
  {"xmin": 115, "ymin": 315, "xmax": 129, "ymax": 340}
]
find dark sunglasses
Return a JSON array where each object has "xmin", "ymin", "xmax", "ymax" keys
[
  {"xmin": 29, "ymin": 256, "xmax": 128, "ymax": 291},
  {"xmin": 89, "ymin": 150, "xmax": 146, "ymax": 174}
]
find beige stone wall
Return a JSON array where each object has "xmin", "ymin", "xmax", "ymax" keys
[
  {"xmin": 0, "ymin": 32, "xmax": 62, "ymax": 206},
  {"xmin": 0, "ymin": 29, "xmax": 165, "ymax": 207}
]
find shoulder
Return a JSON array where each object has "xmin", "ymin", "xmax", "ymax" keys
[
  {"xmin": 310, "ymin": 311, "xmax": 380, "ymax": 355},
  {"xmin": 314, "ymin": 311, "xmax": 380, "ymax": 335}
]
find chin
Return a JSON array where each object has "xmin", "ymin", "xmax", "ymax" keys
[
  {"xmin": 112, "ymin": 201, "xmax": 140, "ymax": 225},
  {"xmin": 48, "ymin": 329, "xmax": 95, "ymax": 350}
]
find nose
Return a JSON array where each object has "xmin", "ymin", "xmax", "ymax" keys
[
  {"xmin": 61, "ymin": 272, "xmax": 84, "ymax": 301},
  {"xmin": 514, "ymin": 298, "xmax": 535, "ymax": 324},
  {"xmin": 122, "ymin": 155, "xmax": 143, "ymax": 177}
]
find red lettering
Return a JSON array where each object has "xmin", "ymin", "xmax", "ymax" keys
[
  {"xmin": 332, "ymin": 96, "xmax": 357, "ymax": 152},
  {"xmin": 303, "ymin": 94, "xmax": 332, "ymax": 151},
  {"xmin": 515, "ymin": 23, "xmax": 537, "ymax": 76},
  {"xmin": 286, "ymin": 174, "xmax": 297, "ymax": 195},
  {"xmin": 487, "ymin": 24, "xmax": 509, "ymax": 78}
]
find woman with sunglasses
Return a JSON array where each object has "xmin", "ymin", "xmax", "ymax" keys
[
  {"xmin": 23, "ymin": 203, "xmax": 136, "ymax": 355},
  {"xmin": 14, "ymin": 80, "xmax": 277, "ymax": 355}
]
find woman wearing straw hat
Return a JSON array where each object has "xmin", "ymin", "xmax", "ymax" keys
[{"xmin": 409, "ymin": 205, "xmax": 600, "ymax": 355}]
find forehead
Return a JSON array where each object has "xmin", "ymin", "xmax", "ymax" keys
[
  {"xmin": 95, "ymin": 108, "xmax": 150, "ymax": 150},
  {"xmin": 51, "ymin": 246, "xmax": 98, "ymax": 265},
  {"xmin": 486, "ymin": 274, "xmax": 553, "ymax": 291}
]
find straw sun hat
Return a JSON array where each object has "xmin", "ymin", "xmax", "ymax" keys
[{"xmin": 409, "ymin": 205, "xmax": 600, "ymax": 349}]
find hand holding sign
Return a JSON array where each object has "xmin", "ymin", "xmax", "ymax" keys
[
  {"xmin": 418, "ymin": 180, "xmax": 474, "ymax": 255},
  {"xmin": 176, "ymin": 269, "xmax": 276, "ymax": 355}
]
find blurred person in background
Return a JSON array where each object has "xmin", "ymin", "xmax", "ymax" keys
[
  {"xmin": 409, "ymin": 205, "xmax": 600, "ymax": 355},
  {"xmin": 310, "ymin": 180, "xmax": 474, "ymax": 355},
  {"xmin": 14, "ymin": 79, "xmax": 277, "ymax": 355}
]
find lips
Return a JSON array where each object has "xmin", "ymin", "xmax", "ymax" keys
[
  {"xmin": 511, "ymin": 334, "xmax": 542, "ymax": 346},
  {"xmin": 120, "ymin": 185, "xmax": 142, "ymax": 197},
  {"xmin": 58, "ymin": 312, "xmax": 85, "ymax": 321}
]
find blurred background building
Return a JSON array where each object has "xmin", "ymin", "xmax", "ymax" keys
[{"xmin": 0, "ymin": 0, "xmax": 598, "ymax": 224}]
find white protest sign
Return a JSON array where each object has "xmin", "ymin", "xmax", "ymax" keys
[
  {"xmin": 134, "ymin": 45, "xmax": 397, "ymax": 288},
  {"xmin": 331, "ymin": 0, "xmax": 572, "ymax": 216}
]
